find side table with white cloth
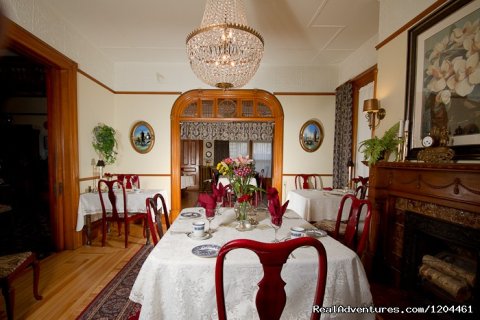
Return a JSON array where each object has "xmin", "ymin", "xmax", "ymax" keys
[
  {"xmin": 129, "ymin": 207, "xmax": 374, "ymax": 320},
  {"xmin": 287, "ymin": 189, "xmax": 353, "ymax": 222},
  {"xmin": 77, "ymin": 189, "xmax": 168, "ymax": 245}
]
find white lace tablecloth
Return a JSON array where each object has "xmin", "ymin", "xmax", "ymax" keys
[
  {"xmin": 287, "ymin": 189, "xmax": 351, "ymax": 222},
  {"xmin": 130, "ymin": 208, "xmax": 373, "ymax": 320},
  {"xmin": 76, "ymin": 189, "xmax": 168, "ymax": 231}
]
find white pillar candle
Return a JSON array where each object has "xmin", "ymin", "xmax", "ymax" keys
[
  {"xmin": 398, "ymin": 120, "xmax": 404, "ymax": 137},
  {"xmin": 405, "ymin": 120, "xmax": 409, "ymax": 132}
]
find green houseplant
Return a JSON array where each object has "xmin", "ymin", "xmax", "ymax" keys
[
  {"xmin": 359, "ymin": 122, "xmax": 402, "ymax": 166},
  {"xmin": 92, "ymin": 123, "xmax": 118, "ymax": 165}
]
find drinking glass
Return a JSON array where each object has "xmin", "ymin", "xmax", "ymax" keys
[
  {"xmin": 206, "ymin": 208, "xmax": 215, "ymax": 235},
  {"xmin": 270, "ymin": 218, "xmax": 282, "ymax": 242},
  {"xmin": 215, "ymin": 199, "xmax": 223, "ymax": 216}
]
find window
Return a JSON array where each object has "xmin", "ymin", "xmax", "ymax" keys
[
  {"xmin": 227, "ymin": 141, "xmax": 272, "ymax": 178},
  {"xmin": 253, "ymin": 142, "xmax": 272, "ymax": 178},
  {"xmin": 229, "ymin": 141, "xmax": 248, "ymax": 158}
]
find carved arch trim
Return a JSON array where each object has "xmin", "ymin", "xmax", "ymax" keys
[{"xmin": 171, "ymin": 89, "xmax": 284, "ymax": 218}]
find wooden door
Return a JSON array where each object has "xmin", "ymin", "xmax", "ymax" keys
[{"xmin": 180, "ymin": 140, "xmax": 201, "ymax": 190}]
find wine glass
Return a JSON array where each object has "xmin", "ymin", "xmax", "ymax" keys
[
  {"xmin": 206, "ymin": 208, "xmax": 215, "ymax": 235},
  {"xmin": 215, "ymin": 198, "xmax": 223, "ymax": 216},
  {"xmin": 270, "ymin": 217, "xmax": 282, "ymax": 242}
]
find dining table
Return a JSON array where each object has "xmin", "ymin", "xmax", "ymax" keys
[
  {"xmin": 129, "ymin": 207, "xmax": 374, "ymax": 319},
  {"xmin": 76, "ymin": 188, "xmax": 168, "ymax": 245},
  {"xmin": 286, "ymin": 189, "xmax": 352, "ymax": 222}
]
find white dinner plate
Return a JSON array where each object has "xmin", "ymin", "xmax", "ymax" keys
[
  {"xmin": 180, "ymin": 212, "xmax": 201, "ymax": 219},
  {"xmin": 187, "ymin": 232, "xmax": 212, "ymax": 240},
  {"xmin": 306, "ymin": 229, "xmax": 327, "ymax": 238},
  {"xmin": 192, "ymin": 244, "xmax": 221, "ymax": 258}
]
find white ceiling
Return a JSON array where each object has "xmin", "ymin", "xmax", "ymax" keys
[{"xmin": 46, "ymin": 0, "xmax": 379, "ymax": 67}]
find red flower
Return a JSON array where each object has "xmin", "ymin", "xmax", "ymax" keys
[{"xmin": 237, "ymin": 194, "xmax": 251, "ymax": 203}]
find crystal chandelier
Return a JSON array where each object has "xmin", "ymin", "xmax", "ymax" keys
[{"xmin": 186, "ymin": 0, "xmax": 264, "ymax": 89}]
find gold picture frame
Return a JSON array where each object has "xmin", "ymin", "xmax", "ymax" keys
[
  {"xmin": 299, "ymin": 120, "xmax": 324, "ymax": 152},
  {"xmin": 130, "ymin": 121, "xmax": 155, "ymax": 154},
  {"xmin": 405, "ymin": 0, "xmax": 480, "ymax": 160}
]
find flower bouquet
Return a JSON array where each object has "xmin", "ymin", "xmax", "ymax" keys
[{"xmin": 217, "ymin": 155, "xmax": 261, "ymax": 230}]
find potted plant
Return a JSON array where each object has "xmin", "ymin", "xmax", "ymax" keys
[
  {"xmin": 92, "ymin": 123, "xmax": 118, "ymax": 165},
  {"xmin": 358, "ymin": 122, "xmax": 401, "ymax": 166}
]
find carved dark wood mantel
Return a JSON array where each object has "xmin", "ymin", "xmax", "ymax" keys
[{"xmin": 367, "ymin": 162, "xmax": 480, "ymax": 285}]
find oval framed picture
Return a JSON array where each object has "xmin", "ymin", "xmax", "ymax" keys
[
  {"xmin": 130, "ymin": 121, "xmax": 155, "ymax": 154},
  {"xmin": 299, "ymin": 120, "xmax": 324, "ymax": 152},
  {"xmin": 205, "ymin": 141, "xmax": 212, "ymax": 148}
]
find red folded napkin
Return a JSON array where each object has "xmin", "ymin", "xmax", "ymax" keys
[
  {"xmin": 212, "ymin": 182, "xmax": 226, "ymax": 203},
  {"xmin": 198, "ymin": 193, "xmax": 216, "ymax": 210},
  {"xmin": 266, "ymin": 187, "xmax": 279, "ymax": 202},
  {"xmin": 323, "ymin": 187, "xmax": 333, "ymax": 191},
  {"xmin": 268, "ymin": 198, "xmax": 289, "ymax": 227}
]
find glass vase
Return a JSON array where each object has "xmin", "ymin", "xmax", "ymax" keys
[{"xmin": 234, "ymin": 200, "xmax": 253, "ymax": 231}]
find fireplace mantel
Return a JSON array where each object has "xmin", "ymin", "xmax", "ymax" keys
[{"xmin": 367, "ymin": 162, "xmax": 480, "ymax": 285}]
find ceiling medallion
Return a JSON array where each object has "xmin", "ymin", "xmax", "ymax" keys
[{"xmin": 186, "ymin": 0, "xmax": 264, "ymax": 89}]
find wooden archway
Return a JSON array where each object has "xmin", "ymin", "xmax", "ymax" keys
[{"xmin": 170, "ymin": 89, "xmax": 284, "ymax": 218}]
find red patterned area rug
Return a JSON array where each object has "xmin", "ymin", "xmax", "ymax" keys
[{"xmin": 76, "ymin": 245, "xmax": 153, "ymax": 320}]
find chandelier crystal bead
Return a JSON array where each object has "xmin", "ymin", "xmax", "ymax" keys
[{"xmin": 186, "ymin": 0, "xmax": 264, "ymax": 89}]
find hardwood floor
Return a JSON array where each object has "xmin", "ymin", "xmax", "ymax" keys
[
  {"xmin": 0, "ymin": 191, "xmax": 202, "ymax": 320},
  {"xmin": 0, "ymin": 223, "xmax": 145, "ymax": 319}
]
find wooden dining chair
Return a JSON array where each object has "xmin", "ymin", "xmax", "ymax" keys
[
  {"xmin": 294, "ymin": 174, "xmax": 323, "ymax": 190},
  {"xmin": 115, "ymin": 174, "xmax": 140, "ymax": 189},
  {"xmin": 0, "ymin": 251, "xmax": 42, "ymax": 320},
  {"xmin": 318, "ymin": 194, "xmax": 372, "ymax": 256},
  {"xmin": 215, "ymin": 238, "xmax": 327, "ymax": 320},
  {"xmin": 145, "ymin": 193, "xmax": 170, "ymax": 245},
  {"xmin": 335, "ymin": 195, "xmax": 372, "ymax": 256},
  {"xmin": 98, "ymin": 179, "xmax": 148, "ymax": 248},
  {"xmin": 354, "ymin": 184, "xmax": 368, "ymax": 200},
  {"xmin": 314, "ymin": 194, "xmax": 372, "ymax": 256}
]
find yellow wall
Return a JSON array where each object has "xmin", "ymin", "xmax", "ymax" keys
[
  {"xmin": 278, "ymin": 95, "xmax": 335, "ymax": 200},
  {"xmin": 113, "ymin": 94, "xmax": 177, "ymax": 196},
  {"xmin": 376, "ymin": 32, "xmax": 409, "ymax": 136},
  {"xmin": 76, "ymin": 77, "xmax": 337, "ymax": 202},
  {"xmin": 77, "ymin": 74, "xmax": 115, "ymax": 192}
]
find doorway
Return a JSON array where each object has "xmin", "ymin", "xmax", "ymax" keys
[
  {"xmin": 0, "ymin": 51, "xmax": 54, "ymax": 256},
  {"xmin": 171, "ymin": 89, "xmax": 285, "ymax": 219},
  {"xmin": 5, "ymin": 19, "xmax": 80, "ymax": 250}
]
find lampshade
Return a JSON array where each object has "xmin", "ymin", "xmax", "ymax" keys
[
  {"xmin": 186, "ymin": 0, "xmax": 264, "ymax": 89},
  {"xmin": 363, "ymin": 99, "xmax": 380, "ymax": 113}
]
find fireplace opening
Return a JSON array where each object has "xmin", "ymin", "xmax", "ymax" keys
[{"xmin": 403, "ymin": 212, "xmax": 479, "ymax": 317}]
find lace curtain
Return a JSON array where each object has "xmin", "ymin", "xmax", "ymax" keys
[
  {"xmin": 180, "ymin": 122, "xmax": 274, "ymax": 141},
  {"xmin": 333, "ymin": 82, "xmax": 353, "ymax": 189}
]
